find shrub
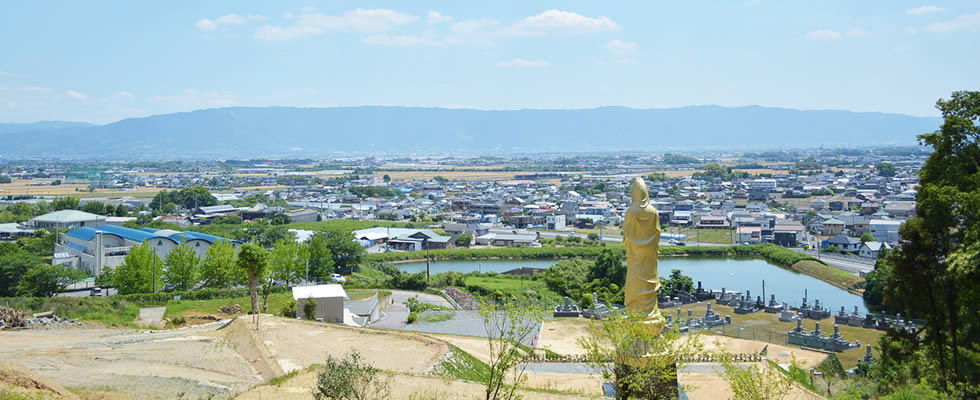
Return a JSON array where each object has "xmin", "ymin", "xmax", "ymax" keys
[
  {"xmin": 407, "ymin": 311, "xmax": 418, "ymax": 324},
  {"xmin": 314, "ymin": 350, "xmax": 391, "ymax": 400},
  {"xmin": 303, "ymin": 296, "xmax": 317, "ymax": 320},
  {"xmin": 580, "ymin": 293, "xmax": 594, "ymax": 310},
  {"xmin": 280, "ymin": 299, "xmax": 297, "ymax": 318}
]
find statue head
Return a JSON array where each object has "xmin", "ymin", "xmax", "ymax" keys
[{"xmin": 630, "ymin": 177, "xmax": 650, "ymax": 208}]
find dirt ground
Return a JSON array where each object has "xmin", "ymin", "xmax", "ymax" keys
[
  {"xmin": 235, "ymin": 370, "xmax": 600, "ymax": 400},
  {"xmin": 0, "ymin": 315, "xmax": 449, "ymax": 399},
  {"xmin": 256, "ymin": 316, "xmax": 448, "ymax": 375},
  {"xmin": 537, "ymin": 317, "xmax": 828, "ymax": 368},
  {"xmin": 680, "ymin": 370, "xmax": 825, "ymax": 400},
  {"xmin": 0, "ymin": 361, "xmax": 80, "ymax": 399}
]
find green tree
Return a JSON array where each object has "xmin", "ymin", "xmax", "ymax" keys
[
  {"xmin": 382, "ymin": 174, "xmax": 391, "ymax": 183},
  {"xmin": 304, "ymin": 296, "xmax": 318, "ymax": 320},
  {"xmin": 322, "ymin": 228, "xmax": 364, "ymax": 274},
  {"xmin": 537, "ymin": 258, "xmax": 592, "ymax": 299},
  {"xmin": 578, "ymin": 311, "xmax": 702, "ymax": 400},
  {"xmin": 455, "ymin": 233, "xmax": 473, "ymax": 247},
  {"xmin": 51, "ymin": 196, "xmax": 79, "ymax": 211},
  {"xmin": 34, "ymin": 200, "xmax": 50, "ymax": 215},
  {"xmin": 590, "ymin": 249, "xmax": 626, "ymax": 288},
  {"xmin": 163, "ymin": 241, "xmax": 200, "ymax": 291},
  {"xmin": 860, "ymin": 232, "xmax": 875, "ymax": 242},
  {"xmin": 199, "ymin": 240, "xmax": 237, "ymax": 288},
  {"xmin": 478, "ymin": 301, "xmax": 546, "ymax": 400},
  {"xmin": 718, "ymin": 347, "xmax": 793, "ymax": 400},
  {"xmin": 150, "ymin": 186, "xmax": 217, "ymax": 210},
  {"xmin": 81, "ymin": 201, "xmax": 107, "ymax": 215},
  {"xmin": 270, "ymin": 214, "xmax": 291, "ymax": 225},
  {"xmin": 0, "ymin": 250, "xmax": 44, "ymax": 296},
  {"xmin": 876, "ymin": 161, "xmax": 897, "ymax": 177},
  {"xmin": 9, "ymin": 202, "xmax": 33, "ymax": 220},
  {"xmin": 661, "ymin": 269, "xmax": 694, "ymax": 296},
  {"xmin": 313, "ymin": 350, "xmax": 391, "ymax": 400},
  {"xmin": 269, "ymin": 239, "xmax": 305, "ymax": 286},
  {"xmin": 306, "ymin": 232, "xmax": 336, "ymax": 281},
  {"xmin": 16, "ymin": 264, "xmax": 87, "ymax": 297},
  {"xmin": 212, "ymin": 215, "xmax": 242, "ymax": 225},
  {"xmin": 112, "ymin": 242, "xmax": 163, "ymax": 294},
  {"xmin": 862, "ymin": 253, "xmax": 892, "ymax": 309},
  {"xmin": 114, "ymin": 204, "xmax": 129, "ymax": 217},
  {"xmin": 885, "ymin": 91, "xmax": 980, "ymax": 395},
  {"xmin": 237, "ymin": 243, "xmax": 268, "ymax": 329}
]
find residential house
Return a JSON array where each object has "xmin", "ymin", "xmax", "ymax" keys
[
  {"xmin": 870, "ymin": 219, "xmax": 902, "ymax": 243},
  {"xmin": 773, "ymin": 222, "xmax": 805, "ymax": 247},
  {"xmin": 827, "ymin": 235, "xmax": 862, "ymax": 253},
  {"xmin": 859, "ymin": 241, "xmax": 892, "ymax": 259},
  {"xmin": 822, "ymin": 218, "xmax": 845, "ymax": 236}
]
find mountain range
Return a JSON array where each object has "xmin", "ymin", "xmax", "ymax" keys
[{"xmin": 0, "ymin": 106, "xmax": 940, "ymax": 158}]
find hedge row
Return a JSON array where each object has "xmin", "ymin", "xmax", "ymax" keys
[
  {"xmin": 116, "ymin": 286, "xmax": 289, "ymax": 304},
  {"xmin": 365, "ymin": 243, "xmax": 817, "ymax": 268}
]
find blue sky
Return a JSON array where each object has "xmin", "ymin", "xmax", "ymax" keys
[{"xmin": 0, "ymin": 1, "xmax": 977, "ymax": 124}]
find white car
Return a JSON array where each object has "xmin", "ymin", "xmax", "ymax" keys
[{"xmin": 330, "ymin": 273, "xmax": 346, "ymax": 284}]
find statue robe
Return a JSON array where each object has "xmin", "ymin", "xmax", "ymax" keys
[{"xmin": 623, "ymin": 179, "xmax": 664, "ymax": 329}]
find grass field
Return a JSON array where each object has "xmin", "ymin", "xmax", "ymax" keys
[
  {"xmin": 463, "ymin": 275, "xmax": 561, "ymax": 304},
  {"xmin": 790, "ymin": 260, "xmax": 864, "ymax": 290},
  {"xmin": 0, "ymin": 178, "xmax": 290, "ymax": 199},
  {"xmin": 0, "ymin": 179, "xmax": 167, "ymax": 199},
  {"xmin": 162, "ymin": 289, "xmax": 382, "ymax": 324},
  {"xmin": 681, "ymin": 228, "xmax": 735, "ymax": 245}
]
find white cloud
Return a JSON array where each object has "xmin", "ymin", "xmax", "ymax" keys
[
  {"xmin": 495, "ymin": 58, "xmax": 550, "ymax": 68},
  {"xmin": 451, "ymin": 19, "xmax": 500, "ymax": 35},
  {"xmin": 924, "ymin": 12, "xmax": 980, "ymax": 32},
  {"xmin": 255, "ymin": 9, "xmax": 418, "ymax": 40},
  {"xmin": 427, "ymin": 11, "xmax": 452, "ymax": 24},
  {"xmin": 806, "ymin": 29, "xmax": 842, "ymax": 40},
  {"xmin": 115, "ymin": 91, "xmax": 134, "ymax": 98},
  {"xmin": 23, "ymin": 86, "xmax": 53, "ymax": 93},
  {"xmin": 215, "ymin": 14, "xmax": 266, "ymax": 25},
  {"xmin": 846, "ymin": 28, "xmax": 870, "ymax": 37},
  {"xmin": 66, "ymin": 90, "xmax": 88, "ymax": 100},
  {"xmin": 605, "ymin": 39, "xmax": 637, "ymax": 56},
  {"xmin": 196, "ymin": 19, "xmax": 217, "ymax": 31},
  {"xmin": 499, "ymin": 10, "xmax": 620, "ymax": 37},
  {"xmin": 907, "ymin": 6, "xmax": 946, "ymax": 15},
  {"xmin": 362, "ymin": 33, "xmax": 439, "ymax": 47}
]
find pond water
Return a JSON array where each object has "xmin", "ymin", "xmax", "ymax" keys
[{"xmin": 396, "ymin": 257, "xmax": 868, "ymax": 314}]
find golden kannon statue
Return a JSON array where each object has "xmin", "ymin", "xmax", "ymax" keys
[{"xmin": 623, "ymin": 177, "xmax": 666, "ymax": 334}]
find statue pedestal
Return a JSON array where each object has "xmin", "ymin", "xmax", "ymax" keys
[{"xmin": 607, "ymin": 361, "xmax": 684, "ymax": 399}]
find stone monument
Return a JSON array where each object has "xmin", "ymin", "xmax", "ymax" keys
[{"xmin": 624, "ymin": 177, "xmax": 666, "ymax": 334}]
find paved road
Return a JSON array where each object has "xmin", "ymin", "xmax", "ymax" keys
[
  {"xmin": 138, "ymin": 307, "xmax": 166, "ymax": 325},
  {"xmin": 368, "ymin": 290, "xmax": 452, "ymax": 330},
  {"xmin": 791, "ymin": 248, "xmax": 875, "ymax": 276},
  {"xmin": 58, "ymin": 288, "xmax": 118, "ymax": 298},
  {"xmin": 530, "ymin": 229, "xmax": 729, "ymax": 247}
]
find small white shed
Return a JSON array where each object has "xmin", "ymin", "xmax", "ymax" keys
[{"xmin": 292, "ymin": 284, "xmax": 349, "ymax": 323}]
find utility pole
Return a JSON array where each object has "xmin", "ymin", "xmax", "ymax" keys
[
  {"xmin": 305, "ymin": 258, "xmax": 310, "ymax": 283},
  {"xmin": 152, "ymin": 248, "xmax": 157, "ymax": 293},
  {"xmin": 424, "ymin": 238, "xmax": 430, "ymax": 286}
]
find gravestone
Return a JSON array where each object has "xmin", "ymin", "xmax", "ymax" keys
[{"xmin": 553, "ymin": 296, "xmax": 581, "ymax": 317}]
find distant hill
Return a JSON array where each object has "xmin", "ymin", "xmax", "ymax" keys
[{"xmin": 0, "ymin": 106, "xmax": 940, "ymax": 158}]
